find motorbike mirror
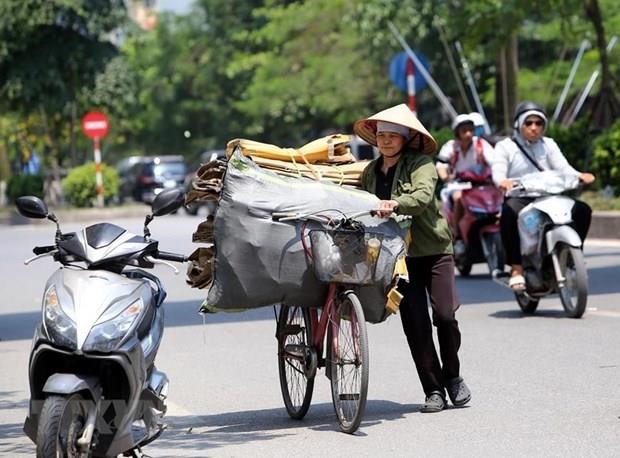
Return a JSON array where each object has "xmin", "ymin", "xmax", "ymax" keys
[
  {"xmin": 16, "ymin": 196, "xmax": 49, "ymax": 219},
  {"xmin": 151, "ymin": 188, "xmax": 185, "ymax": 217}
]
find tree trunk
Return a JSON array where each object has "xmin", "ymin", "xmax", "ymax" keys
[
  {"xmin": 584, "ymin": 0, "xmax": 619, "ymax": 131},
  {"xmin": 70, "ymin": 101, "xmax": 77, "ymax": 167},
  {"xmin": 38, "ymin": 106, "xmax": 63, "ymax": 206},
  {"xmin": 495, "ymin": 35, "xmax": 519, "ymax": 134}
]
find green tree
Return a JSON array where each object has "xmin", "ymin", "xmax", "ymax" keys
[{"xmin": 0, "ymin": 0, "xmax": 127, "ymax": 202}]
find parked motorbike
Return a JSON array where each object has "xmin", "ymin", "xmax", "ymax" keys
[
  {"xmin": 441, "ymin": 174, "xmax": 505, "ymax": 276},
  {"xmin": 17, "ymin": 189, "xmax": 187, "ymax": 457},
  {"xmin": 493, "ymin": 171, "xmax": 588, "ymax": 318}
]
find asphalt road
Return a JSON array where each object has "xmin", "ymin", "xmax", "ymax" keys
[{"xmin": 1, "ymin": 212, "xmax": 619, "ymax": 457}]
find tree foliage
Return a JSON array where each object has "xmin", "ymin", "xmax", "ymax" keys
[
  {"xmin": 0, "ymin": 0, "xmax": 126, "ymax": 113},
  {"xmin": 1, "ymin": 0, "xmax": 619, "ymax": 195}
]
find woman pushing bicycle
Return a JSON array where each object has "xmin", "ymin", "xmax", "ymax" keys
[{"xmin": 354, "ymin": 104, "xmax": 471, "ymax": 413}]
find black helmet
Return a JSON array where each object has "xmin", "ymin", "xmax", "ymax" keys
[{"xmin": 513, "ymin": 101, "xmax": 546, "ymax": 122}]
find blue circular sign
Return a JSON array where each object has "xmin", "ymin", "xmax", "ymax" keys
[{"xmin": 389, "ymin": 51, "xmax": 430, "ymax": 93}]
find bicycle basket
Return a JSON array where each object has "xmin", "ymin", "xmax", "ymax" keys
[{"xmin": 309, "ymin": 229, "xmax": 385, "ymax": 285}]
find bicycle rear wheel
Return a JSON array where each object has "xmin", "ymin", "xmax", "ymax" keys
[
  {"xmin": 328, "ymin": 291, "xmax": 369, "ymax": 434},
  {"xmin": 277, "ymin": 305, "xmax": 315, "ymax": 419}
]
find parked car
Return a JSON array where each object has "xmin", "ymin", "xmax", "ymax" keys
[
  {"xmin": 115, "ymin": 155, "xmax": 150, "ymax": 203},
  {"xmin": 185, "ymin": 150, "xmax": 226, "ymax": 216},
  {"xmin": 130, "ymin": 155, "xmax": 188, "ymax": 204}
]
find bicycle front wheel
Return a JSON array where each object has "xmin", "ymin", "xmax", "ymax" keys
[
  {"xmin": 277, "ymin": 305, "xmax": 315, "ymax": 420},
  {"xmin": 328, "ymin": 290, "xmax": 369, "ymax": 434}
]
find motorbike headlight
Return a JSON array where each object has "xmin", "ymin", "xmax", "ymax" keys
[
  {"xmin": 43, "ymin": 286, "xmax": 77, "ymax": 348},
  {"xmin": 83, "ymin": 299, "xmax": 144, "ymax": 352}
]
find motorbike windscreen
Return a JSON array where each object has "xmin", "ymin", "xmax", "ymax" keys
[
  {"xmin": 85, "ymin": 223, "xmax": 126, "ymax": 249},
  {"xmin": 58, "ymin": 224, "xmax": 155, "ymax": 265},
  {"xmin": 519, "ymin": 171, "xmax": 579, "ymax": 194}
]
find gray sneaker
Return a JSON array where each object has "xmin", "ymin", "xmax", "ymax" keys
[
  {"xmin": 446, "ymin": 376, "xmax": 471, "ymax": 407},
  {"xmin": 420, "ymin": 392, "xmax": 446, "ymax": 413}
]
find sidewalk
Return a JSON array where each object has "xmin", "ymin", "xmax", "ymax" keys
[{"xmin": 0, "ymin": 203, "xmax": 150, "ymax": 226}]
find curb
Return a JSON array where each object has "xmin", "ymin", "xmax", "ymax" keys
[
  {"xmin": 0, "ymin": 204, "xmax": 150, "ymax": 226},
  {"xmin": 588, "ymin": 211, "xmax": 620, "ymax": 240}
]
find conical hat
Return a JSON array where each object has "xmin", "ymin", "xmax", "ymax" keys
[{"xmin": 353, "ymin": 104, "xmax": 437, "ymax": 155}]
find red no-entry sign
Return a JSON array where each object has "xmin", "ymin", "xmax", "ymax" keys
[{"xmin": 81, "ymin": 111, "xmax": 109, "ymax": 139}]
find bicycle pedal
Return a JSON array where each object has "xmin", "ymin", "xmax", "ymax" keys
[
  {"xmin": 284, "ymin": 344, "xmax": 306, "ymax": 358},
  {"xmin": 339, "ymin": 393, "xmax": 360, "ymax": 401}
]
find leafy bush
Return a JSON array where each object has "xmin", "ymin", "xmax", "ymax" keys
[
  {"xmin": 63, "ymin": 162, "xmax": 119, "ymax": 207},
  {"xmin": 579, "ymin": 191, "xmax": 620, "ymax": 211},
  {"xmin": 590, "ymin": 120, "xmax": 620, "ymax": 196},
  {"xmin": 430, "ymin": 127, "xmax": 454, "ymax": 154},
  {"xmin": 545, "ymin": 119, "xmax": 592, "ymax": 172},
  {"xmin": 6, "ymin": 174, "xmax": 44, "ymax": 202}
]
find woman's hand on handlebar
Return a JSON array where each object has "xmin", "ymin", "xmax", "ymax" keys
[
  {"xmin": 498, "ymin": 179, "xmax": 514, "ymax": 193},
  {"xmin": 375, "ymin": 199, "xmax": 399, "ymax": 218},
  {"xmin": 579, "ymin": 172, "xmax": 595, "ymax": 185}
]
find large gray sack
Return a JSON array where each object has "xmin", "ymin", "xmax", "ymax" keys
[{"xmin": 205, "ymin": 151, "xmax": 407, "ymax": 323}]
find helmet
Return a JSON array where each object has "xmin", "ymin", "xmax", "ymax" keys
[
  {"xmin": 451, "ymin": 114, "xmax": 474, "ymax": 132},
  {"xmin": 468, "ymin": 112, "xmax": 485, "ymax": 127},
  {"xmin": 513, "ymin": 101, "xmax": 546, "ymax": 122}
]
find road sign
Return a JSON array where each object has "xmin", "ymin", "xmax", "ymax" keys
[
  {"xmin": 389, "ymin": 51, "xmax": 430, "ymax": 94},
  {"xmin": 81, "ymin": 111, "xmax": 109, "ymax": 139},
  {"xmin": 81, "ymin": 111, "xmax": 109, "ymax": 208}
]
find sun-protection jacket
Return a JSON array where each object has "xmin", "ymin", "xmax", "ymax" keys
[{"xmin": 361, "ymin": 150, "xmax": 453, "ymax": 257}]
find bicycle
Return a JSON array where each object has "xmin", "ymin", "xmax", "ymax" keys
[{"xmin": 272, "ymin": 209, "xmax": 386, "ymax": 434}]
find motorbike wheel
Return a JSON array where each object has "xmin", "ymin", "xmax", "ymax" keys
[
  {"xmin": 515, "ymin": 292, "xmax": 539, "ymax": 314},
  {"xmin": 482, "ymin": 232, "xmax": 505, "ymax": 275},
  {"xmin": 36, "ymin": 393, "xmax": 92, "ymax": 458},
  {"xmin": 556, "ymin": 244, "xmax": 588, "ymax": 318}
]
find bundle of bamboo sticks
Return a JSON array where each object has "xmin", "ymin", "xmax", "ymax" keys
[
  {"xmin": 186, "ymin": 134, "xmax": 373, "ymax": 289},
  {"xmin": 226, "ymin": 134, "xmax": 369, "ymax": 187},
  {"xmin": 249, "ymin": 156, "xmax": 369, "ymax": 186}
]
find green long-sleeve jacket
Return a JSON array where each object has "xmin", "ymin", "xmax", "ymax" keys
[{"xmin": 361, "ymin": 150, "xmax": 453, "ymax": 257}]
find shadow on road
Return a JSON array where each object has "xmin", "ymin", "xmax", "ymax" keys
[
  {"xmin": 457, "ymin": 264, "xmax": 619, "ymax": 306},
  {"xmin": 0, "ymin": 391, "xmax": 31, "ymax": 455},
  {"xmin": 0, "ymin": 422, "xmax": 33, "ymax": 456},
  {"xmin": 154, "ymin": 399, "xmax": 419, "ymax": 452},
  {"xmin": 0, "ymin": 391, "xmax": 28, "ymax": 411},
  {"xmin": 489, "ymin": 309, "xmax": 567, "ymax": 319}
]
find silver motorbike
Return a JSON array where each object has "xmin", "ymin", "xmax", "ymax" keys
[
  {"xmin": 494, "ymin": 171, "xmax": 588, "ymax": 318},
  {"xmin": 17, "ymin": 189, "xmax": 187, "ymax": 457}
]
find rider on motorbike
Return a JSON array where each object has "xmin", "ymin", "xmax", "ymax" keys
[
  {"xmin": 491, "ymin": 101, "xmax": 596, "ymax": 291},
  {"xmin": 436, "ymin": 113, "xmax": 495, "ymax": 245}
]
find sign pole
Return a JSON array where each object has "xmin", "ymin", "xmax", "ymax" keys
[
  {"xmin": 81, "ymin": 111, "xmax": 109, "ymax": 208},
  {"xmin": 406, "ymin": 58, "xmax": 417, "ymax": 115},
  {"xmin": 93, "ymin": 137, "xmax": 104, "ymax": 208}
]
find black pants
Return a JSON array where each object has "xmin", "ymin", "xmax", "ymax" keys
[
  {"xmin": 400, "ymin": 254, "xmax": 461, "ymax": 397},
  {"xmin": 500, "ymin": 197, "xmax": 592, "ymax": 265}
]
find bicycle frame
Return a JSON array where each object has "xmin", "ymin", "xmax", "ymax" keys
[
  {"xmin": 275, "ymin": 208, "xmax": 372, "ymax": 433},
  {"xmin": 310, "ymin": 283, "xmax": 337, "ymax": 365}
]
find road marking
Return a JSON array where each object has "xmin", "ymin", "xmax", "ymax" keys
[
  {"xmin": 585, "ymin": 239, "xmax": 620, "ymax": 247},
  {"xmin": 588, "ymin": 308, "xmax": 620, "ymax": 318}
]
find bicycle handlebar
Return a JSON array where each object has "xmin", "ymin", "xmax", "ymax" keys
[{"xmin": 272, "ymin": 209, "xmax": 378, "ymax": 223}]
